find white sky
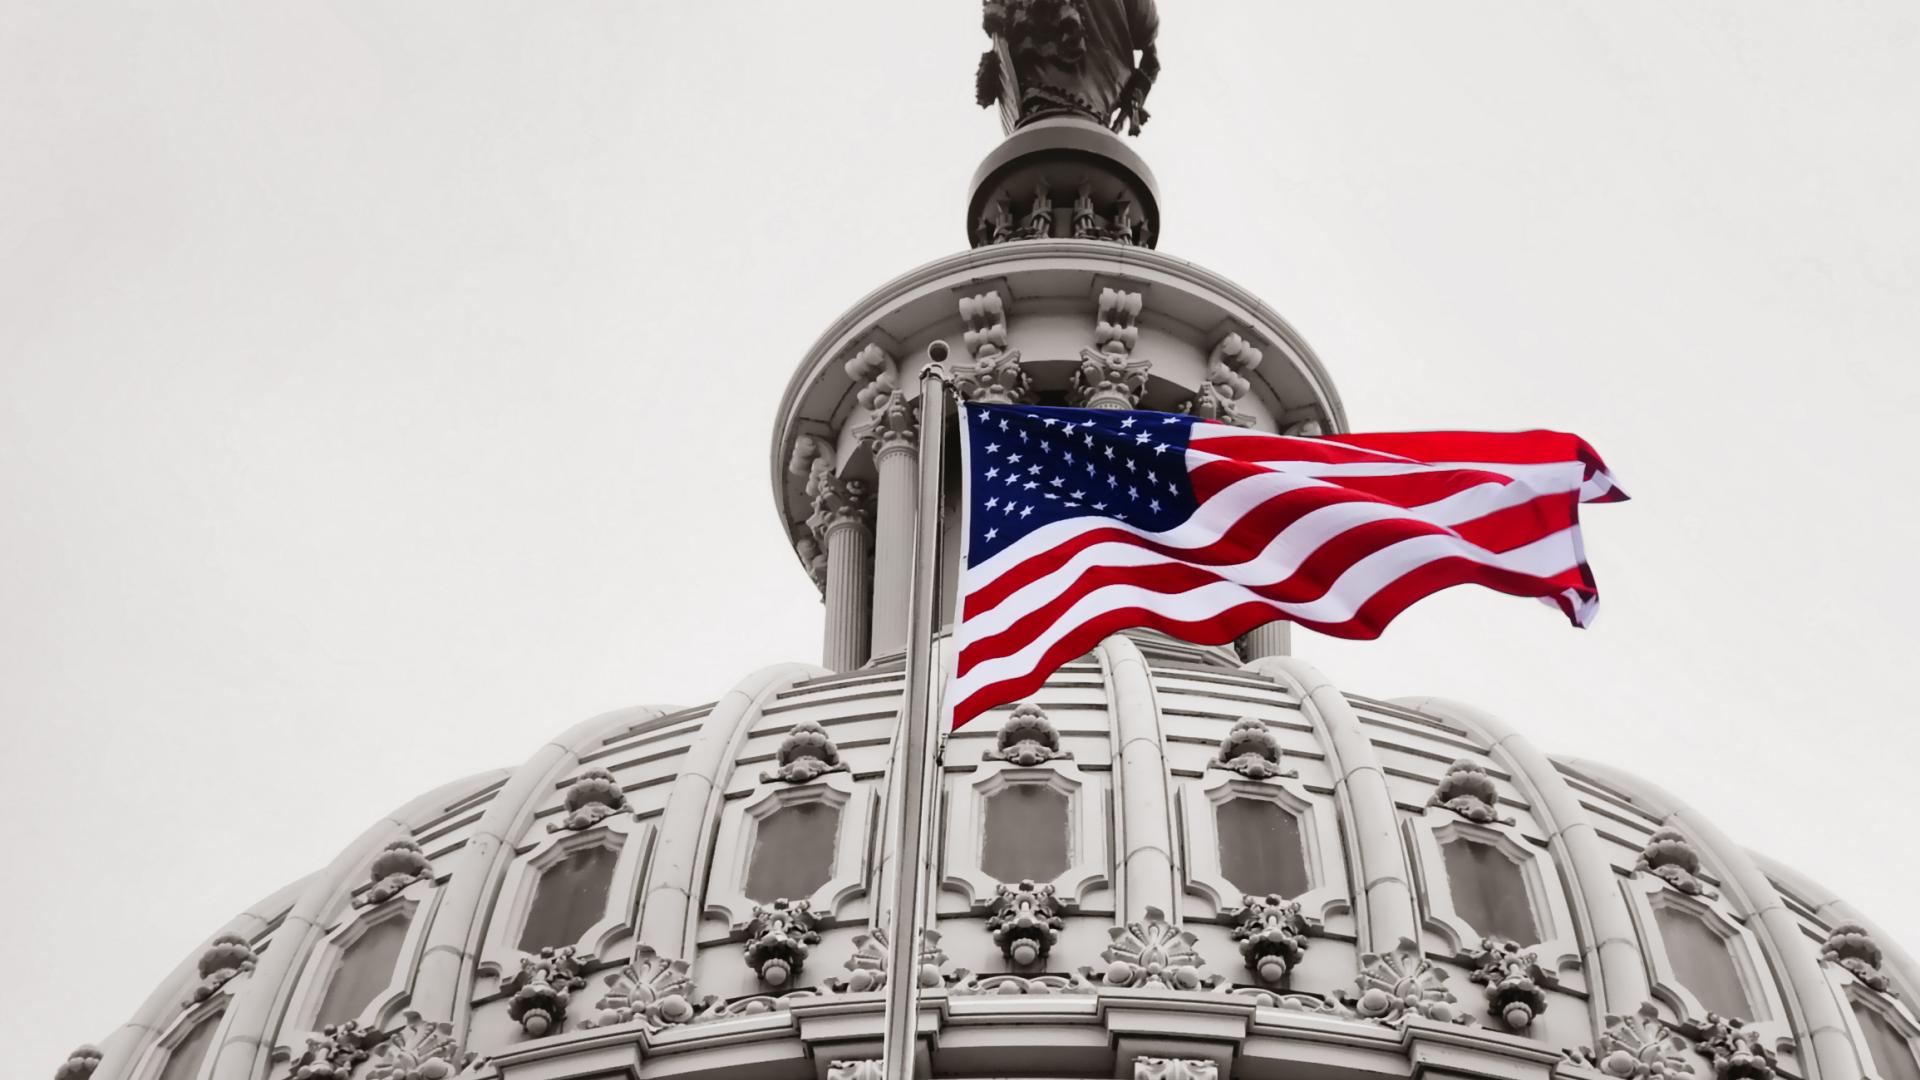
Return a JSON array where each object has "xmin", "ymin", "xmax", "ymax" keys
[{"xmin": 3, "ymin": 1, "xmax": 1918, "ymax": 1072}]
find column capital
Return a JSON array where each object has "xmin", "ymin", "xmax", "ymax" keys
[
  {"xmin": 955, "ymin": 290, "xmax": 1029, "ymax": 404},
  {"xmin": 859, "ymin": 388, "xmax": 920, "ymax": 458},
  {"xmin": 1073, "ymin": 287, "xmax": 1149, "ymax": 410},
  {"xmin": 809, "ymin": 471, "xmax": 872, "ymax": 539}
]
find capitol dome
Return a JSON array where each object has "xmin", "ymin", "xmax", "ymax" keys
[{"xmin": 65, "ymin": 8, "xmax": 1919, "ymax": 1080}]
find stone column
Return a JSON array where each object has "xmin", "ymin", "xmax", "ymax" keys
[
  {"xmin": 864, "ymin": 392, "xmax": 919, "ymax": 658},
  {"xmin": 1237, "ymin": 621, "xmax": 1290, "ymax": 661},
  {"xmin": 813, "ymin": 474, "xmax": 873, "ymax": 672}
]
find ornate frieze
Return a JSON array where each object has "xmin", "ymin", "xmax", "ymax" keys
[
  {"xmin": 699, "ymin": 989, "xmax": 822, "ymax": 1019},
  {"xmin": 355, "ymin": 839, "xmax": 433, "ymax": 908},
  {"xmin": 1181, "ymin": 334, "xmax": 1262, "ymax": 427},
  {"xmin": 365, "ymin": 1013, "xmax": 476, "ymax": 1080},
  {"xmin": 1229, "ymin": 894, "xmax": 1309, "ymax": 985},
  {"xmin": 1820, "ymin": 922, "xmax": 1894, "ymax": 994},
  {"xmin": 579, "ymin": 945, "xmax": 713, "ymax": 1031},
  {"xmin": 548, "ymin": 768, "xmax": 629, "ymax": 833},
  {"xmin": 831, "ymin": 927, "xmax": 949, "ymax": 993},
  {"xmin": 1073, "ymin": 288, "xmax": 1148, "ymax": 410},
  {"xmin": 1332, "ymin": 937, "xmax": 1471, "ymax": 1025},
  {"xmin": 53, "ymin": 1046, "xmax": 101, "ymax": 1080},
  {"xmin": 183, "ymin": 933, "xmax": 257, "ymax": 1008},
  {"xmin": 948, "ymin": 970, "xmax": 1095, "ymax": 995},
  {"xmin": 1565, "ymin": 1003, "xmax": 1696, "ymax": 1079},
  {"xmin": 1092, "ymin": 906, "xmax": 1220, "ymax": 990},
  {"xmin": 826, "ymin": 1061, "xmax": 884, "ymax": 1080},
  {"xmin": 956, "ymin": 291, "xmax": 1029, "ymax": 404},
  {"xmin": 1134, "ymin": 1058, "xmax": 1218, "ymax": 1080},
  {"xmin": 1210, "ymin": 717, "xmax": 1294, "ymax": 780},
  {"xmin": 987, "ymin": 880, "xmax": 1066, "ymax": 966},
  {"xmin": 1463, "ymin": 937, "xmax": 1551, "ymax": 1031},
  {"xmin": 744, "ymin": 899, "xmax": 821, "ymax": 987},
  {"xmin": 505, "ymin": 945, "xmax": 588, "ymax": 1038},
  {"xmin": 984, "ymin": 701, "xmax": 1069, "ymax": 764},
  {"xmin": 1635, "ymin": 829, "xmax": 1719, "ymax": 898},
  {"xmin": 760, "ymin": 721, "xmax": 848, "ymax": 784},
  {"xmin": 287, "ymin": 1021, "xmax": 378, "ymax": 1080},
  {"xmin": 1426, "ymin": 759, "xmax": 1513, "ymax": 825}
]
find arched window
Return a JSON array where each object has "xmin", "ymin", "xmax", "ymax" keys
[
  {"xmin": 518, "ymin": 842, "xmax": 620, "ymax": 952},
  {"xmin": 981, "ymin": 781, "xmax": 1070, "ymax": 883},
  {"xmin": 743, "ymin": 800, "xmax": 841, "ymax": 902},
  {"xmin": 156, "ymin": 1010, "xmax": 223, "ymax": 1080},
  {"xmin": 1653, "ymin": 904, "xmax": 1751, "ymax": 1018},
  {"xmin": 1856, "ymin": 1003, "xmax": 1920, "ymax": 1080},
  {"xmin": 1440, "ymin": 836, "xmax": 1539, "ymax": 945},
  {"xmin": 315, "ymin": 912, "xmax": 411, "ymax": 1026},
  {"xmin": 1214, "ymin": 797, "xmax": 1308, "ymax": 898}
]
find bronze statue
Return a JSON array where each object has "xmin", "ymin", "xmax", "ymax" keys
[{"xmin": 976, "ymin": 0, "xmax": 1161, "ymax": 135}]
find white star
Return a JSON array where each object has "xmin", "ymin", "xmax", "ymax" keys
[
  {"xmin": 1085, "ymin": 462, "xmax": 1096, "ymax": 476},
  {"xmin": 1044, "ymin": 492, "xmax": 1058, "ymax": 501},
  {"xmin": 1019, "ymin": 505, "xmax": 1033, "ymax": 518},
  {"xmin": 1019, "ymin": 430, "xmax": 1029, "ymax": 443},
  {"xmin": 1103, "ymin": 446, "xmax": 1115, "ymax": 459},
  {"xmin": 1149, "ymin": 498, "xmax": 1161, "ymax": 512},
  {"xmin": 1023, "ymin": 480, "xmax": 1038, "ymax": 491},
  {"xmin": 1070, "ymin": 490, "xmax": 1085, "ymax": 500},
  {"xmin": 1007, "ymin": 452, "xmax": 1022, "ymax": 464},
  {"xmin": 984, "ymin": 442, "xmax": 999, "ymax": 454},
  {"xmin": 1106, "ymin": 474, "xmax": 1119, "ymax": 487},
  {"xmin": 1064, "ymin": 450, "xmax": 1075, "ymax": 465},
  {"xmin": 1048, "ymin": 476, "xmax": 1064, "ymax": 488},
  {"xmin": 1134, "ymin": 432, "xmax": 1151, "ymax": 444},
  {"xmin": 1153, "ymin": 442, "xmax": 1171, "ymax": 454},
  {"xmin": 1128, "ymin": 485, "xmax": 1139, "ymax": 499},
  {"xmin": 1125, "ymin": 459, "xmax": 1137, "ymax": 472},
  {"xmin": 1083, "ymin": 433, "xmax": 1095, "ymax": 448},
  {"xmin": 1028, "ymin": 464, "xmax": 1042, "ymax": 475},
  {"xmin": 985, "ymin": 527, "xmax": 999, "ymax": 541},
  {"xmin": 1041, "ymin": 417, "xmax": 1058, "ymax": 428},
  {"xmin": 1120, "ymin": 417, "xmax": 1136, "ymax": 428},
  {"xmin": 1162, "ymin": 415, "xmax": 1180, "ymax": 424},
  {"xmin": 985, "ymin": 496, "xmax": 999, "ymax": 510},
  {"xmin": 998, "ymin": 418, "xmax": 1009, "ymax": 431},
  {"xmin": 984, "ymin": 467, "xmax": 999, "ymax": 480},
  {"xmin": 1093, "ymin": 502, "xmax": 1107, "ymax": 511}
]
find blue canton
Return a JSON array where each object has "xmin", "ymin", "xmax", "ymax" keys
[{"xmin": 962, "ymin": 404, "xmax": 1199, "ymax": 564}]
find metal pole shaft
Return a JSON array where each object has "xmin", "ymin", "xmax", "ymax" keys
[{"xmin": 880, "ymin": 368, "xmax": 950, "ymax": 1080}]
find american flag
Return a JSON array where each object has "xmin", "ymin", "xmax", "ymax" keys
[{"xmin": 950, "ymin": 403, "xmax": 1627, "ymax": 729}]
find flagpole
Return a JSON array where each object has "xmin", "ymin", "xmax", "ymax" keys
[{"xmin": 880, "ymin": 361, "xmax": 952, "ymax": 1080}]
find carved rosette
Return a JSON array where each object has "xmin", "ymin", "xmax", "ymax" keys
[
  {"xmin": 826, "ymin": 1062, "xmax": 884, "ymax": 1080},
  {"xmin": 1134, "ymin": 1058, "xmax": 1218, "ymax": 1080},
  {"xmin": 506, "ymin": 946, "xmax": 589, "ymax": 1038},
  {"xmin": 1333, "ymin": 937, "xmax": 1470, "ymax": 1025},
  {"xmin": 987, "ymin": 880, "xmax": 1066, "ymax": 967},
  {"xmin": 984, "ymin": 702, "xmax": 1069, "ymax": 765},
  {"xmin": 1181, "ymin": 334, "xmax": 1262, "ymax": 427},
  {"xmin": 1091, "ymin": 906, "xmax": 1220, "ymax": 990},
  {"xmin": 579, "ymin": 945, "xmax": 713, "ymax": 1031},
  {"xmin": 1072, "ymin": 288, "xmax": 1148, "ymax": 410},
  {"xmin": 183, "ymin": 933, "xmax": 257, "ymax": 1008},
  {"xmin": 1565, "ymin": 1002, "xmax": 1696, "ymax": 1079},
  {"xmin": 1463, "ymin": 938, "xmax": 1551, "ymax": 1031},
  {"xmin": 1635, "ymin": 829, "xmax": 1719, "ymax": 898},
  {"xmin": 1211, "ymin": 717, "xmax": 1295, "ymax": 780},
  {"xmin": 355, "ymin": 839, "xmax": 433, "ymax": 908},
  {"xmin": 1820, "ymin": 922, "xmax": 1894, "ymax": 994},
  {"xmin": 743, "ymin": 899, "xmax": 822, "ymax": 988},
  {"xmin": 831, "ymin": 928, "xmax": 949, "ymax": 993},
  {"xmin": 548, "ymin": 768, "xmax": 629, "ymax": 833},
  {"xmin": 956, "ymin": 292, "xmax": 1029, "ymax": 404},
  {"xmin": 53, "ymin": 1046, "xmax": 102, "ymax": 1080},
  {"xmin": 1426, "ymin": 759, "xmax": 1514, "ymax": 825},
  {"xmin": 287, "ymin": 1022, "xmax": 378, "ymax": 1080},
  {"xmin": 1687, "ymin": 1014, "xmax": 1777, "ymax": 1080},
  {"xmin": 365, "ymin": 1013, "xmax": 475, "ymax": 1080},
  {"xmin": 761, "ymin": 721, "xmax": 848, "ymax": 784},
  {"xmin": 1229, "ymin": 894, "xmax": 1310, "ymax": 985}
]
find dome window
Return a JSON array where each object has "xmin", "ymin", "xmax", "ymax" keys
[
  {"xmin": 517, "ymin": 840, "xmax": 621, "ymax": 953},
  {"xmin": 1653, "ymin": 903, "xmax": 1752, "ymax": 1019},
  {"xmin": 314, "ymin": 910, "xmax": 411, "ymax": 1027},
  {"xmin": 743, "ymin": 799, "xmax": 842, "ymax": 903},
  {"xmin": 155, "ymin": 1009, "xmax": 222, "ymax": 1080},
  {"xmin": 1855, "ymin": 1002, "xmax": 1920, "ymax": 1080},
  {"xmin": 981, "ymin": 780, "xmax": 1070, "ymax": 883},
  {"xmin": 1214, "ymin": 796, "xmax": 1308, "ymax": 898},
  {"xmin": 1440, "ymin": 836, "xmax": 1540, "ymax": 946}
]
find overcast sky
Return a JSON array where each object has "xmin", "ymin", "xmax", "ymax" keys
[{"xmin": 4, "ymin": 1, "xmax": 1918, "ymax": 1073}]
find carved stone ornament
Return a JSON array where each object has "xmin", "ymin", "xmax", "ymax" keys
[
  {"xmin": 956, "ymin": 292, "xmax": 1029, "ymax": 404},
  {"xmin": 795, "ymin": 533, "xmax": 827, "ymax": 593},
  {"xmin": 578, "ymin": 945, "xmax": 715, "ymax": 1031},
  {"xmin": 808, "ymin": 471, "xmax": 872, "ymax": 539},
  {"xmin": 827, "ymin": 1061, "xmax": 884, "ymax": 1080},
  {"xmin": 1210, "ymin": 717, "xmax": 1296, "ymax": 780},
  {"xmin": 287, "ymin": 1021, "xmax": 378, "ymax": 1080},
  {"xmin": 1463, "ymin": 937, "xmax": 1551, "ymax": 1031},
  {"xmin": 988, "ymin": 880, "xmax": 1066, "ymax": 966},
  {"xmin": 548, "ymin": 768, "xmax": 629, "ymax": 833},
  {"xmin": 830, "ymin": 927, "xmax": 949, "ymax": 993},
  {"xmin": 1332, "ymin": 937, "xmax": 1471, "ymax": 1026},
  {"xmin": 1091, "ymin": 906, "xmax": 1221, "ymax": 990},
  {"xmin": 947, "ymin": 970, "xmax": 1096, "ymax": 996},
  {"xmin": 1821, "ymin": 922, "xmax": 1894, "ymax": 994},
  {"xmin": 743, "ymin": 899, "xmax": 822, "ymax": 988},
  {"xmin": 1635, "ymin": 829, "xmax": 1719, "ymax": 898},
  {"xmin": 1565, "ymin": 1002, "xmax": 1696, "ymax": 1079},
  {"xmin": 1181, "ymin": 334, "xmax": 1262, "ymax": 427},
  {"xmin": 698, "ymin": 988, "xmax": 822, "ymax": 1019},
  {"xmin": 846, "ymin": 344, "xmax": 918, "ymax": 456},
  {"xmin": 53, "ymin": 1045, "xmax": 102, "ymax": 1080},
  {"xmin": 976, "ymin": 0, "xmax": 1161, "ymax": 134},
  {"xmin": 760, "ymin": 721, "xmax": 849, "ymax": 784},
  {"xmin": 356, "ymin": 839, "xmax": 433, "ymax": 908},
  {"xmin": 1230, "ymin": 894, "xmax": 1310, "ymax": 985},
  {"xmin": 1134, "ymin": 1058, "xmax": 1218, "ymax": 1080},
  {"xmin": 1073, "ymin": 288, "xmax": 1149, "ymax": 410},
  {"xmin": 183, "ymin": 933, "xmax": 257, "ymax": 1008},
  {"xmin": 984, "ymin": 702, "xmax": 1069, "ymax": 765},
  {"xmin": 505, "ymin": 945, "xmax": 589, "ymax": 1038},
  {"xmin": 1685, "ymin": 1013, "xmax": 1777, "ymax": 1080},
  {"xmin": 365, "ymin": 1012, "xmax": 477, "ymax": 1080},
  {"xmin": 1426, "ymin": 759, "xmax": 1514, "ymax": 825}
]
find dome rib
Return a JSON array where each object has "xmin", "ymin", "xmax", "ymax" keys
[
  {"xmin": 411, "ymin": 705, "xmax": 678, "ymax": 1030},
  {"xmin": 1398, "ymin": 696, "xmax": 1651, "ymax": 1028},
  {"xmin": 1243, "ymin": 656, "xmax": 1420, "ymax": 951},
  {"xmin": 638, "ymin": 662, "xmax": 827, "ymax": 960},
  {"xmin": 1097, "ymin": 636, "xmax": 1179, "ymax": 922},
  {"xmin": 1559, "ymin": 756, "xmax": 1864, "ymax": 1080}
]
